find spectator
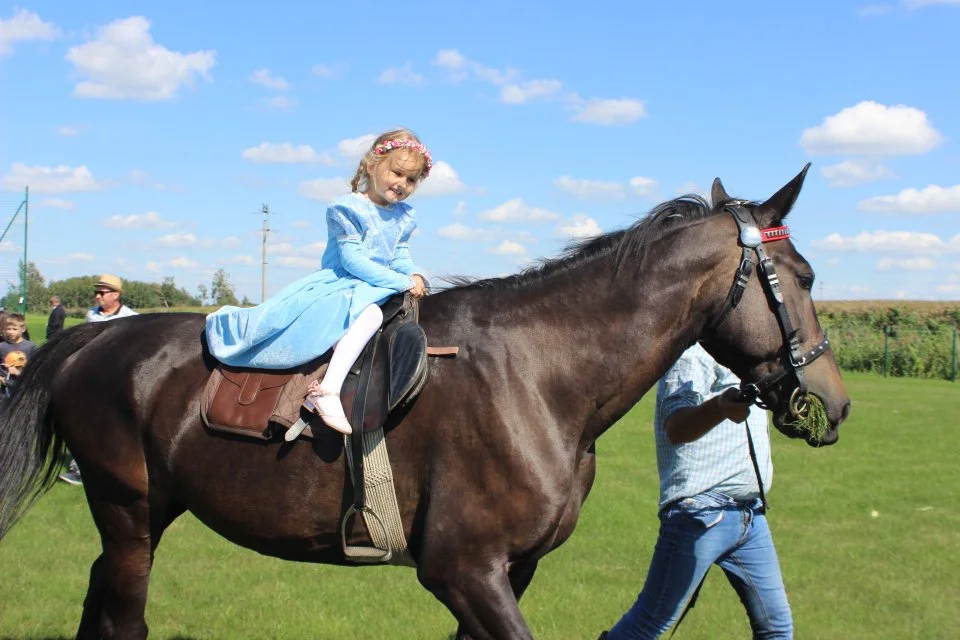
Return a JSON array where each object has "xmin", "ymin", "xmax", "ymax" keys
[
  {"xmin": 0, "ymin": 313, "xmax": 38, "ymax": 367},
  {"xmin": 46, "ymin": 295, "xmax": 66, "ymax": 340},
  {"xmin": 86, "ymin": 274, "xmax": 137, "ymax": 321},
  {"xmin": 60, "ymin": 274, "xmax": 140, "ymax": 486},
  {"xmin": 1, "ymin": 350, "xmax": 27, "ymax": 397}
]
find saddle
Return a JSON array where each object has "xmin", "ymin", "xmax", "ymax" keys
[{"xmin": 201, "ymin": 293, "xmax": 455, "ymax": 440}]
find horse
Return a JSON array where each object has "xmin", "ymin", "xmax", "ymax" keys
[{"xmin": 0, "ymin": 166, "xmax": 849, "ymax": 640}]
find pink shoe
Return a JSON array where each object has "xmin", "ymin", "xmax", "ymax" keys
[{"xmin": 302, "ymin": 389, "xmax": 352, "ymax": 435}]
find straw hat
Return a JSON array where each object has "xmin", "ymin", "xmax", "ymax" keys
[{"xmin": 95, "ymin": 274, "xmax": 123, "ymax": 293}]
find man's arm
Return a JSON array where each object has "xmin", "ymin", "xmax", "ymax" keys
[{"xmin": 665, "ymin": 388, "xmax": 752, "ymax": 444}]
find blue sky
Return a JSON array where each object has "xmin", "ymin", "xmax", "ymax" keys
[{"xmin": 1, "ymin": 0, "xmax": 958, "ymax": 303}]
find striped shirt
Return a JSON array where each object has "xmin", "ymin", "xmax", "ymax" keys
[{"xmin": 654, "ymin": 343, "xmax": 773, "ymax": 510}]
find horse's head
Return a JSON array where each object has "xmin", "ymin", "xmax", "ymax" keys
[{"xmin": 699, "ymin": 164, "xmax": 850, "ymax": 446}]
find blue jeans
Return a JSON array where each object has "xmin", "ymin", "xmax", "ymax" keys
[{"xmin": 608, "ymin": 491, "xmax": 793, "ymax": 639}]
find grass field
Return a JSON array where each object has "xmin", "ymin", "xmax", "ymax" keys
[{"xmin": 0, "ymin": 373, "xmax": 957, "ymax": 639}]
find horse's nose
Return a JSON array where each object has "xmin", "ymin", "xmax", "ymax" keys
[{"xmin": 840, "ymin": 400, "xmax": 851, "ymax": 423}]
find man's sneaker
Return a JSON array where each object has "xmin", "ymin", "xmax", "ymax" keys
[{"xmin": 58, "ymin": 461, "xmax": 82, "ymax": 486}]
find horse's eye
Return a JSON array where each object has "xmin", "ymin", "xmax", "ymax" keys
[{"xmin": 797, "ymin": 275, "xmax": 814, "ymax": 290}]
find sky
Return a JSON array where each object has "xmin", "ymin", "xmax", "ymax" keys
[{"xmin": 0, "ymin": 0, "xmax": 958, "ymax": 303}]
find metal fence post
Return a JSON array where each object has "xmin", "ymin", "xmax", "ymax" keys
[
  {"xmin": 883, "ymin": 326, "xmax": 889, "ymax": 377},
  {"xmin": 952, "ymin": 327, "xmax": 958, "ymax": 382}
]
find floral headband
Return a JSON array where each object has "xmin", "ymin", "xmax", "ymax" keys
[{"xmin": 373, "ymin": 139, "xmax": 433, "ymax": 177}]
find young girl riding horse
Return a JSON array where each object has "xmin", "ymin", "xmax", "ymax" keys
[{"xmin": 205, "ymin": 128, "xmax": 432, "ymax": 437}]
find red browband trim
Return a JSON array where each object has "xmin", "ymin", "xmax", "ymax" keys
[{"xmin": 761, "ymin": 226, "xmax": 789, "ymax": 242}]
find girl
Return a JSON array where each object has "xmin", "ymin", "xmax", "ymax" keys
[{"xmin": 205, "ymin": 128, "xmax": 431, "ymax": 438}]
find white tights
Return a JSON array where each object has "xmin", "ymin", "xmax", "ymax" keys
[{"xmin": 307, "ymin": 304, "xmax": 383, "ymax": 426}]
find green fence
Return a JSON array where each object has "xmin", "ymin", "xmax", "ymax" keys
[{"xmin": 825, "ymin": 325, "xmax": 959, "ymax": 381}]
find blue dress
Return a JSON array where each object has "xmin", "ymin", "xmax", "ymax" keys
[{"xmin": 205, "ymin": 193, "xmax": 425, "ymax": 368}]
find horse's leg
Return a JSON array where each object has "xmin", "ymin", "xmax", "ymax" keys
[
  {"xmin": 76, "ymin": 497, "xmax": 183, "ymax": 640},
  {"xmin": 421, "ymin": 558, "xmax": 535, "ymax": 640},
  {"xmin": 453, "ymin": 559, "xmax": 541, "ymax": 640}
]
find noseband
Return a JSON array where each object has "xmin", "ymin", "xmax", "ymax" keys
[{"xmin": 704, "ymin": 201, "xmax": 831, "ymax": 418}]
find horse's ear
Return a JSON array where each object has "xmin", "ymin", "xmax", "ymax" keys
[
  {"xmin": 757, "ymin": 163, "xmax": 811, "ymax": 226},
  {"xmin": 711, "ymin": 177, "xmax": 731, "ymax": 207}
]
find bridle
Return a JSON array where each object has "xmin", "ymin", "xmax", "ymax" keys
[{"xmin": 704, "ymin": 201, "xmax": 832, "ymax": 418}]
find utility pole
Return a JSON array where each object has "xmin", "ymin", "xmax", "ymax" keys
[{"xmin": 260, "ymin": 204, "xmax": 270, "ymax": 303}]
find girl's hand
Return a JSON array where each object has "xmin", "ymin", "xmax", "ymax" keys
[{"xmin": 409, "ymin": 274, "xmax": 428, "ymax": 297}]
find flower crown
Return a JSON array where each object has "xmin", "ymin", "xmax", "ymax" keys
[{"xmin": 373, "ymin": 139, "xmax": 433, "ymax": 177}]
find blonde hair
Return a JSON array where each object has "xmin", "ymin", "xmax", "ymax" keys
[{"xmin": 350, "ymin": 128, "xmax": 429, "ymax": 193}]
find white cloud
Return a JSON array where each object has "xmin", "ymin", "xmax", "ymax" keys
[
  {"xmin": 337, "ymin": 134, "xmax": 377, "ymax": 162},
  {"xmin": 103, "ymin": 211, "xmax": 174, "ymax": 229},
  {"xmin": 1, "ymin": 163, "xmax": 104, "ymax": 194},
  {"xmin": 290, "ymin": 220, "xmax": 311, "ymax": 229},
  {"xmin": 38, "ymin": 198, "xmax": 75, "ymax": 210},
  {"xmin": 488, "ymin": 240, "xmax": 527, "ymax": 255},
  {"xmin": 821, "ymin": 159, "xmax": 894, "ymax": 187},
  {"xmin": 799, "ymin": 101, "xmax": 942, "ymax": 156},
  {"xmin": 66, "ymin": 16, "xmax": 216, "ymax": 101},
  {"xmin": 558, "ymin": 214, "xmax": 602, "ymax": 239},
  {"xmin": 877, "ymin": 257, "xmax": 936, "ymax": 271},
  {"xmin": 222, "ymin": 255, "xmax": 255, "ymax": 265},
  {"xmin": 431, "ymin": 49, "xmax": 517, "ymax": 85},
  {"xmin": 630, "ymin": 176, "xmax": 659, "ymax": 199},
  {"xmin": 276, "ymin": 255, "xmax": 321, "ymax": 269},
  {"xmin": 859, "ymin": 184, "xmax": 960, "ymax": 214},
  {"xmin": 256, "ymin": 95, "xmax": 297, "ymax": 110},
  {"xmin": 571, "ymin": 97, "xmax": 647, "ymax": 125},
  {"xmin": 902, "ymin": 0, "xmax": 960, "ymax": 8},
  {"xmin": 241, "ymin": 142, "xmax": 330, "ymax": 164},
  {"xmin": 675, "ymin": 181, "xmax": 708, "ymax": 197},
  {"xmin": 57, "ymin": 125, "xmax": 79, "ymax": 137},
  {"xmin": 267, "ymin": 242, "xmax": 295, "ymax": 254},
  {"xmin": 811, "ymin": 230, "xmax": 953, "ymax": 253},
  {"xmin": 312, "ymin": 62, "xmax": 346, "ymax": 78},
  {"xmin": 167, "ymin": 256, "xmax": 199, "ymax": 268},
  {"xmin": 0, "ymin": 8, "xmax": 60, "ymax": 58},
  {"xmin": 45, "ymin": 252, "xmax": 94, "ymax": 265},
  {"xmin": 298, "ymin": 177, "xmax": 350, "ymax": 201},
  {"xmin": 555, "ymin": 175, "xmax": 624, "ymax": 200},
  {"xmin": 154, "ymin": 232, "xmax": 197, "ymax": 247},
  {"xmin": 499, "ymin": 79, "xmax": 563, "ymax": 104},
  {"xmin": 479, "ymin": 198, "xmax": 561, "ymax": 223},
  {"xmin": 437, "ymin": 223, "xmax": 498, "ymax": 241},
  {"xmin": 377, "ymin": 62, "xmax": 423, "ymax": 85},
  {"xmin": 417, "ymin": 161, "xmax": 466, "ymax": 197},
  {"xmin": 453, "ymin": 201, "xmax": 467, "ymax": 217},
  {"xmin": 248, "ymin": 68, "xmax": 289, "ymax": 91},
  {"xmin": 298, "ymin": 241, "xmax": 327, "ymax": 255},
  {"xmin": 221, "ymin": 236, "xmax": 241, "ymax": 249}
]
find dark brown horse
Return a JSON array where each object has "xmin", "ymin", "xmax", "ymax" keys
[{"xmin": 0, "ymin": 167, "xmax": 849, "ymax": 639}]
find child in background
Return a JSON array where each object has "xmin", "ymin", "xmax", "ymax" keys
[
  {"xmin": 0, "ymin": 313, "xmax": 37, "ymax": 366},
  {"xmin": 206, "ymin": 128, "xmax": 432, "ymax": 437},
  {"xmin": 1, "ymin": 350, "xmax": 27, "ymax": 397}
]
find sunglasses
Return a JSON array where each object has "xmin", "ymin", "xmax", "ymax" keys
[{"xmin": 93, "ymin": 290, "xmax": 116, "ymax": 296}]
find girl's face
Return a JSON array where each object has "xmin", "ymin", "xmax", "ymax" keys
[{"xmin": 366, "ymin": 152, "xmax": 423, "ymax": 206}]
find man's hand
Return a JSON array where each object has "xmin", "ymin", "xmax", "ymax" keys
[{"xmin": 717, "ymin": 387, "xmax": 751, "ymax": 423}]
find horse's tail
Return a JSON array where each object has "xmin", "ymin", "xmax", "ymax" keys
[{"xmin": 0, "ymin": 322, "xmax": 110, "ymax": 540}]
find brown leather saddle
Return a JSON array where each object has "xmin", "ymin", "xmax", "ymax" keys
[{"xmin": 201, "ymin": 293, "xmax": 454, "ymax": 441}]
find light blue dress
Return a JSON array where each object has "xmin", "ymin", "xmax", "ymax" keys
[{"xmin": 205, "ymin": 193, "xmax": 424, "ymax": 368}]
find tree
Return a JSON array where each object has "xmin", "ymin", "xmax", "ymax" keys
[
  {"xmin": 1, "ymin": 260, "xmax": 47, "ymax": 312},
  {"xmin": 197, "ymin": 284, "xmax": 208, "ymax": 306},
  {"xmin": 211, "ymin": 268, "xmax": 239, "ymax": 306}
]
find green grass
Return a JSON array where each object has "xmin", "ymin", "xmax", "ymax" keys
[{"xmin": 1, "ymin": 373, "xmax": 958, "ymax": 638}]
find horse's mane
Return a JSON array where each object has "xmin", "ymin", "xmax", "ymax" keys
[{"xmin": 444, "ymin": 194, "xmax": 724, "ymax": 292}]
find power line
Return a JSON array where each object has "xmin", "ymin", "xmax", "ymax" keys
[{"xmin": 247, "ymin": 204, "xmax": 278, "ymax": 304}]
